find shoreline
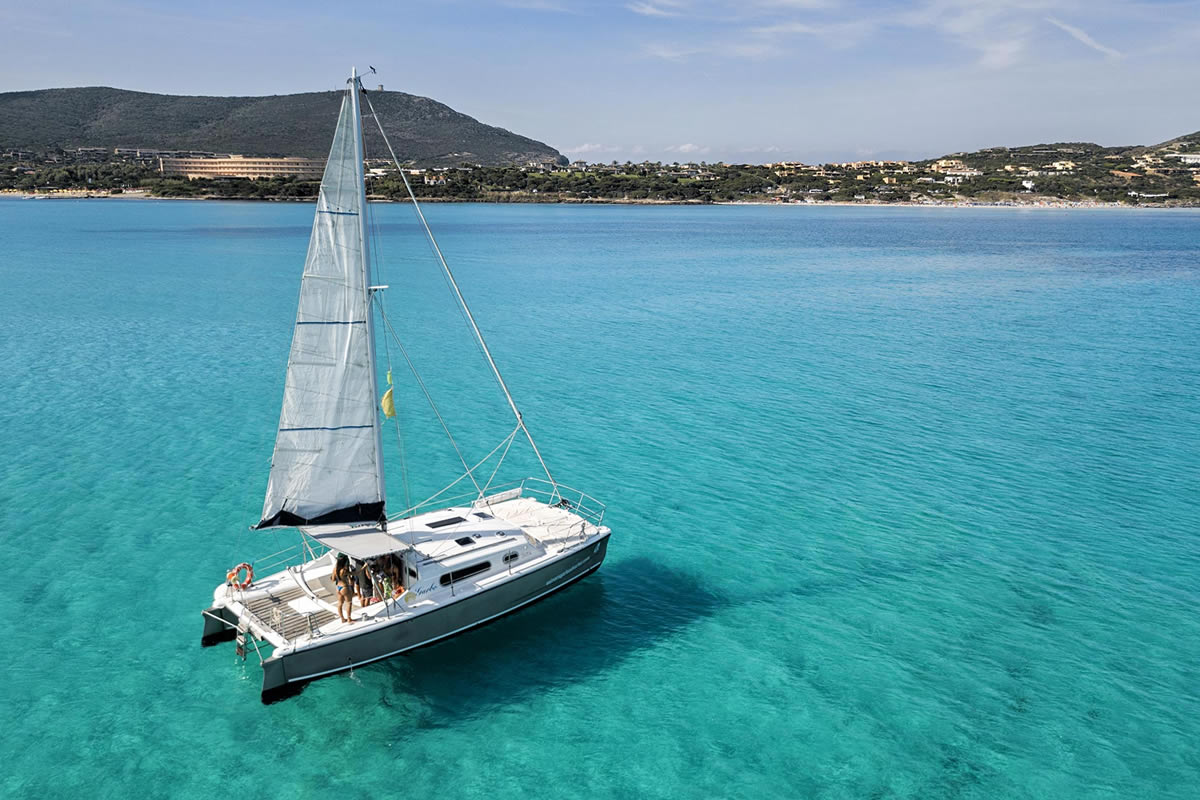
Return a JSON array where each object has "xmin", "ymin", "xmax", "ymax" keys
[{"xmin": 2, "ymin": 188, "xmax": 1196, "ymax": 210}]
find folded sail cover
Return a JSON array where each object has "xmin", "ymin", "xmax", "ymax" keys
[{"xmin": 257, "ymin": 83, "xmax": 385, "ymax": 529}]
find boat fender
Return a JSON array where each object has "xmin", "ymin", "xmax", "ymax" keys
[{"xmin": 227, "ymin": 562, "xmax": 254, "ymax": 590}]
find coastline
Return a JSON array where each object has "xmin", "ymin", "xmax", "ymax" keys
[{"xmin": 3, "ymin": 188, "xmax": 1196, "ymax": 210}]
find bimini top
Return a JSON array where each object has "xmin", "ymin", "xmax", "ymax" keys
[{"xmin": 299, "ymin": 522, "xmax": 408, "ymax": 561}]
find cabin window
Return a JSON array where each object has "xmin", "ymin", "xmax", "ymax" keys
[
  {"xmin": 502, "ymin": 551, "xmax": 520, "ymax": 565},
  {"xmin": 455, "ymin": 536, "xmax": 475, "ymax": 547},
  {"xmin": 473, "ymin": 512, "xmax": 493, "ymax": 520},
  {"xmin": 427, "ymin": 516, "xmax": 467, "ymax": 529},
  {"xmin": 440, "ymin": 561, "xmax": 491, "ymax": 586},
  {"xmin": 407, "ymin": 567, "xmax": 418, "ymax": 579}
]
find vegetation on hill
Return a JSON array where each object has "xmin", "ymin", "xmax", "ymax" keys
[
  {"xmin": 0, "ymin": 87, "xmax": 563, "ymax": 166},
  {"xmin": 907, "ymin": 134, "xmax": 1200, "ymax": 204}
]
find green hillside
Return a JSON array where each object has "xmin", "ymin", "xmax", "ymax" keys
[
  {"xmin": 1129, "ymin": 130, "xmax": 1200, "ymax": 155},
  {"xmin": 0, "ymin": 86, "xmax": 564, "ymax": 166}
]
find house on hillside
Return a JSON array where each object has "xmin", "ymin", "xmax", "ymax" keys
[{"xmin": 932, "ymin": 158, "xmax": 966, "ymax": 172}]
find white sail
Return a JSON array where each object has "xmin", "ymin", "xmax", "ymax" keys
[{"xmin": 257, "ymin": 73, "xmax": 385, "ymax": 529}]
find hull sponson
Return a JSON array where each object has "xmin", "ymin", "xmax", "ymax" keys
[
  {"xmin": 201, "ymin": 605, "xmax": 239, "ymax": 646},
  {"xmin": 260, "ymin": 533, "xmax": 609, "ymax": 701}
]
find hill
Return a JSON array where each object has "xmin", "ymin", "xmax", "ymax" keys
[
  {"xmin": 929, "ymin": 129, "xmax": 1200, "ymax": 166},
  {"xmin": 1129, "ymin": 130, "xmax": 1200, "ymax": 156},
  {"xmin": 0, "ymin": 86, "xmax": 564, "ymax": 166}
]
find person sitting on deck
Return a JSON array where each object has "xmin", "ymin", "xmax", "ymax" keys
[
  {"xmin": 333, "ymin": 554, "xmax": 356, "ymax": 624},
  {"xmin": 387, "ymin": 555, "xmax": 405, "ymax": 596}
]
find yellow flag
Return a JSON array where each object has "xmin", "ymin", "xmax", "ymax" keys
[
  {"xmin": 380, "ymin": 387, "xmax": 395, "ymax": 418},
  {"xmin": 386, "ymin": 369, "xmax": 392, "ymax": 386}
]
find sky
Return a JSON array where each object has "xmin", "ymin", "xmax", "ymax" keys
[{"xmin": 3, "ymin": 0, "xmax": 1199, "ymax": 163}]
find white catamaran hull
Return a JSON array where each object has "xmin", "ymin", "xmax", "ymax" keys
[{"xmin": 205, "ymin": 532, "xmax": 609, "ymax": 702}]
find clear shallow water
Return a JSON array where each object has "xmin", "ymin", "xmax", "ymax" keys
[{"xmin": 1, "ymin": 199, "xmax": 1198, "ymax": 798}]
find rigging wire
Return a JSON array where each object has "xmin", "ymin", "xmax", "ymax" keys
[
  {"xmin": 360, "ymin": 89, "xmax": 560, "ymax": 501},
  {"xmin": 388, "ymin": 423, "xmax": 521, "ymax": 521},
  {"xmin": 377, "ymin": 303, "xmax": 483, "ymax": 497},
  {"xmin": 482, "ymin": 424, "xmax": 518, "ymax": 495}
]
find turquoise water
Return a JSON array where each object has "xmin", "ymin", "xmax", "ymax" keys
[{"xmin": 2, "ymin": 199, "xmax": 1198, "ymax": 798}]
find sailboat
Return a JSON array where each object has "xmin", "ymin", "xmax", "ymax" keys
[{"xmin": 200, "ymin": 69, "xmax": 611, "ymax": 703}]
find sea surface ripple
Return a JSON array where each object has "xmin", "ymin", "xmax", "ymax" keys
[{"xmin": 1, "ymin": 200, "xmax": 1198, "ymax": 799}]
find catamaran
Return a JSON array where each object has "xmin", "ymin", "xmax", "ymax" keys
[{"xmin": 200, "ymin": 69, "xmax": 611, "ymax": 702}]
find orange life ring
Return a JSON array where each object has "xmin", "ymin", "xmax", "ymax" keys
[{"xmin": 226, "ymin": 562, "xmax": 254, "ymax": 589}]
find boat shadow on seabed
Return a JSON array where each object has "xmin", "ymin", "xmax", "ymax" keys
[
  {"xmin": 359, "ymin": 545, "xmax": 986, "ymax": 719},
  {"xmin": 317, "ymin": 556, "xmax": 727, "ymax": 716}
]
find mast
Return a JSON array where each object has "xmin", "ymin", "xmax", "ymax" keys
[{"xmin": 351, "ymin": 67, "xmax": 388, "ymax": 518}]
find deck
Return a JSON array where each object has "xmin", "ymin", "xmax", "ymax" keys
[{"xmin": 243, "ymin": 582, "xmax": 338, "ymax": 642}]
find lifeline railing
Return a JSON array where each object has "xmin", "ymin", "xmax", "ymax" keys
[
  {"xmin": 251, "ymin": 543, "xmax": 308, "ymax": 574},
  {"xmin": 507, "ymin": 477, "xmax": 607, "ymax": 528},
  {"xmin": 388, "ymin": 476, "xmax": 607, "ymax": 528},
  {"xmin": 240, "ymin": 538, "xmax": 333, "ymax": 577}
]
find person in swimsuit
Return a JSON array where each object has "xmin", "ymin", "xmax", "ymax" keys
[{"xmin": 333, "ymin": 554, "xmax": 355, "ymax": 624}]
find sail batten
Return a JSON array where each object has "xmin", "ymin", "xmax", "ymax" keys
[{"xmin": 256, "ymin": 74, "xmax": 386, "ymax": 530}]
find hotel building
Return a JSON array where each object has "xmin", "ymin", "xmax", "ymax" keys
[{"xmin": 159, "ymin": 154, "xmax": 326, "ymax": 180}]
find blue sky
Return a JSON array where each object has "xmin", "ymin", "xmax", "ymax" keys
[{"xmin": 4, "ymin": 0, "xmax": 1199, "ymax": 163}]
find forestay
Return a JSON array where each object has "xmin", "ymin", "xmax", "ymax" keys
[{"xmin": 257, "ymin": 76, "xmax": 385, "ymax": 529}]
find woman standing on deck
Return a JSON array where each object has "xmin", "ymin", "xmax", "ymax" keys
[{"xmin": 333, "ymin": 554, "xmax": 356, "ymax": 624}]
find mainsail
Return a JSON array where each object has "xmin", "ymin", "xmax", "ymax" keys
[{"xmin": 256, "ymin": 73, "xmax": 385, "ymax": 529}]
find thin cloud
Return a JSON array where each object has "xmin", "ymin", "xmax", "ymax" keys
[
  {"xmin": 750, "ymin": 21, "xmax": 822, "ymax": 35},
  {"xmin": 977, "ymin": 38, "xmax": 1026, "ymax": 69},
  {"xmin": 894, "ymin": 2, "xmax": 1047, "ymax": 69},
  {"xmin": 747, "ymin": 17, "xmax": 875, "ymax": 50},
  {"xmin": 723, "ymin": 39, "xmax": 783, "ymax": 58},
  {"xmin": 756, "ymin": 0, "xmax": 833, "ymax": 7},
  {"xmin": 1046, "ymin": 17, "xmax": 1123, "ymax": 59},
  {"xmin": 500, "ymin": 0, "xmax": 575, "ymax": 11},
  {"xmin": 628, "ymin": 2, "xmax": 683, "ymax": 17},
  {"xmin": 641, "ymin": 1, "xmax": 1133, "ymax": 68},
  {"xmin": 642, "ymin": 41, "xmax": 704, "ymax": 59},
  {"xmin": 666, "ymin": 143, "xmax": 710, "ymax": 154},
  {"xmin": 565, "ymin": 143, "xmax": 623, "ymax": 154}
]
